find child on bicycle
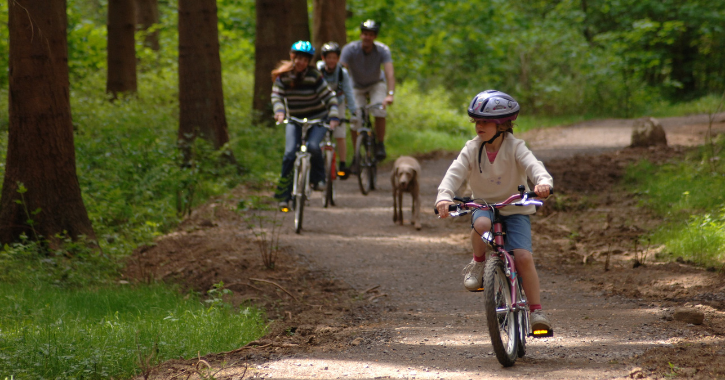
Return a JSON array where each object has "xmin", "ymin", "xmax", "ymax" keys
[
  {"xmin": 316, "ymin": 42, "xmax": 357, "ymax": 179},
  {"xmin": 435, "ymin": 90, "xmax": 554, "ymax": 332},
  {"xmin": 271, "ymin": 40, "xmax": 340, "ymax": 210}
]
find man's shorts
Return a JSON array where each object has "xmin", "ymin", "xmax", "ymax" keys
[
  {"xmin": 333, "ymin": 99, "xmax": 347, "ymax": 139},
  {"xmin": 353, "ymin": 81, "xmax": 387, "ymax": 118},
  {"xmin": 471, "ymin": 210, "xmax": 533, "ymax": 253}
]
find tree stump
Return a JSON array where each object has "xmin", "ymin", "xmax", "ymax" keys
[{"xmin": 631, "ymin": 117, "xmax": 667, "ymax": 147}]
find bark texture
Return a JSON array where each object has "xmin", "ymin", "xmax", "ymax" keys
[
  {"xmin": 178, "ymin": 0, "xmax": 233, "ymax": 155},
  {"xmin": 135, "ymin": 0, "xmax": 160, "ymax": 50},
  {"xmin": 312, "ymin": 0, "xmax": 347, "ymax": 57},
  {"xmin": 1, "ymin": 0, "xmax": 96, "ymax": 245},
  {"xmin": 107, "ymin": 0, "xmax": 137, "ymax": 97},
  {"xmin": 252, "ymin": 0, "xmax": 310, "ymax": 122}
]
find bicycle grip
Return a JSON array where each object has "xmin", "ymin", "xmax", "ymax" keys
[
  {"xmin": 434, "ymin": 204, "xmax": 459, "ymax": 215},
  {"xmin": 525, "ymin": 188, "xmax": 554, "ymax": 198}
]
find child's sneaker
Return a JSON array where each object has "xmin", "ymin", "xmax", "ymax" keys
[
  {"xmin": 530, "ymin": 310, "xmax": 553, "ymax": 336},
  {"xmin": 462, "ymin": 259, "xmax": 485, "ymax": 292}
]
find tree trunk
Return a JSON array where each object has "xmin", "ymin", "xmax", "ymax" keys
[
  {"xmin": 107, "ymin": 0, "xmax": 137, "ymax": 98},
  {"xmin": 312, "ymin": 0, "xmax": 347, "ymax": 58},
  {"xmin": 1, "ymin": 0, "xmax": 96, "ymax": 246},
  {"xmin": 135, "ymin": 0, "xmax": 160, "ymax": 51},
  {"xmin": 178, "ymin": 0, "xmax": 235, "ymax": 163},
  {"xmin": 252, "ymin": 0, "xmax": 310, "ymax": 123}
]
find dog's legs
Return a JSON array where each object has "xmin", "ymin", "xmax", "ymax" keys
[
  {"xmin": 397, "ymin": 187, "xmax": 404, "ymax": 225},
  {"xmin": 391, "ymin": 172, "xmax": 398, "ymax": 223},
  {"xmin": 412, "ymin": 181, "xmax": 421, "ymax": 230}
]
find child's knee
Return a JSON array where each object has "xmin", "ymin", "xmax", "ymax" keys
[
  {"xmin": 473, "ymin": 217, "xmax": 490, "ymax": 231},
  {"xmin": 514, "ymin": 249, "xmax": 534, "ymax": 266}
]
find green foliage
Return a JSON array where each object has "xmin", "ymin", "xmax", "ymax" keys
[
  {"xmin": 625, "ymin": 138, "xmax": 725, "ymax": 266},
  {"xmin": 0, "ymin": 282, "xmax": 267, "ymax": 379},
  {"xmin": 0, "ymin": 4, "xmax": 8, "ymax": 88},
  {"xmin": 345, "ymin": 0, "xmax": 725, "ymax": 116}
]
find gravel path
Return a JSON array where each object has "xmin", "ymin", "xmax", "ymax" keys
[{"xmin": 244, "ymin": 114, "xmax": 725, "ymax": 379}]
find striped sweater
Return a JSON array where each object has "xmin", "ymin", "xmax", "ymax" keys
[{"xmin": 271, "ymin": 67, "xmax": 339, "ymax": 120}]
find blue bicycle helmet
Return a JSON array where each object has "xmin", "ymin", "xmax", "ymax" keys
[{"xmin": 291, "ymin": 40, "xmax": 315, "ymax": 57}]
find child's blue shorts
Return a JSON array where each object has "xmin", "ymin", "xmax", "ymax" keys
[{"xmin": 471, "ymin": 209, "xmax": 533, "ymax": 253}]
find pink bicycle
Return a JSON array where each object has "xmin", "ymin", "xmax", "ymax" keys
[{"xmin": 436, "ymin": 185, "xmax": 554, "ymax": 367}]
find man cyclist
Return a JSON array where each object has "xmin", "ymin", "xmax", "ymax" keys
[
  {"xmin": 339, "ymin": 19, "xmax": 395, "ymax": 161},
  {"xmin": 316, "ymin": 42, "xmax": 357, "ymax": 179}
]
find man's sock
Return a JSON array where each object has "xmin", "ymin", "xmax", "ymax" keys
[
  {"xmin": 473, "ymin": 254, "xmax": 485, "ymax": 263},
  {"xmin": 530, "ymin": 304, "xmax": 542, "ymax": 312}
]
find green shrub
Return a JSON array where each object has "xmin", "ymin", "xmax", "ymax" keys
[{"xmin": 625, "ymin": 139, "xmax": 725, "ymax": 266}]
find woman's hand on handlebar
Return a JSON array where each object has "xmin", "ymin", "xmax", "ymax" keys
[
  {"xmin": 274, "ymin": 112, "xmax": 285, "ymax": 124},
  {"xmin": 436, "ymin": 200, "xmax": 454, "ymax": 218},
  {"xmin": 329, "ymin": 119, "xmax": 340, "ymax": 130},
  {"xmin": 534, "ymin": 184, "xmax": 551, "ymax": 198}
]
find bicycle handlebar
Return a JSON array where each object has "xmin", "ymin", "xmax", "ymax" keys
[{"xmin": 434, "ymin": 188, "xmax": 554, "ymax": 216}]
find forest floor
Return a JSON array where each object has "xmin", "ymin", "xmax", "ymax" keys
[{"xmin": 124, "ymin": 114, "xmax": 725, "ymax": 380}]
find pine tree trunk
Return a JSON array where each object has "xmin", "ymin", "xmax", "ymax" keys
[
  {"xmin": 178, "ymin": 0, "xmax": 235, "ymax": 164},
  {"xmin": 107, "ymin": 0, "xmax": 137, "ymax": 98},
  {"xmin": 135, "ymin": 0, "xmax": 160, "ymax": 51},
  {"xmin": 252, "ymin": 0, "xmax": 310, "ymax": 123},
  {"xmin": 1, "ymin": 0, "xmax": 96, "ymax": 246},
  {"xmin": 312, "ymin": 0, "xmax": 347, "ymax": 56}
]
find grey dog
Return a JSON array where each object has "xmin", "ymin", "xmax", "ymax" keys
[{"xmin": 391, "ymin": 156, "xmax": 421, "ymax": 230}]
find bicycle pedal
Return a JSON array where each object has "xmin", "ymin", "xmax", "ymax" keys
[{"xmin": 531, "ymin": 329, "xmax": 554, "ymax": 338}]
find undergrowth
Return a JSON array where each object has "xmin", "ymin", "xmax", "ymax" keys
[
  {"xmin": 0, "ymin": 282, "xmax": 266, "ymax": 379},
  {"xmin": 625, "ymin": 136, "xmax": 725, "ymax": 267}
]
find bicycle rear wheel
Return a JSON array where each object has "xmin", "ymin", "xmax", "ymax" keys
[
  {"xmin": 356, "ymin": 132, "xmax": 373, "ymax": 195},
  {"xmin": 323, "ymin": 150, "xmax": 335, "ymax": 208},
  {"xmin": 294, "ymin": 159, "xmax": 309, "ymax": 234},
  {"xmin": 483, "ymin": 256, "xmax": 519, "ymax": 367}
]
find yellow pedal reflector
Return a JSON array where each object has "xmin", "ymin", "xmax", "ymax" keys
[
  {"xmin": 532, "ymin": 329, "xmax": 554, "ymax": 337},
  {"xmin": 337, "ymin": 171, "xmax": 345, "ymax": 176},
  {"xmin": 280, "ymin": 207, "xmax": 290, "ymax": 213}
]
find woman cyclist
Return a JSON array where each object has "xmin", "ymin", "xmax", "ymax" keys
[
  {"xmin": 316, "ymin": 41, "xmax": 357, "ymax": 179},
  {"xmin": 271, "ymin": 41, "xmax": 340, "ymax": 210}
]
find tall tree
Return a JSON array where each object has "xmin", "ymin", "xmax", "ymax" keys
[
  {"xmin": 252, "ymin": 0, "xmax": 310, "ymax": 122},
  {"xmin": 178, "ymin": 0, "xmax": 235, "ymax": 162},
  {"xmin": 1, "ymin": 0, "xmax": 96, "ymax": 246},
  {"xmin": 135, "ymin": 0, "xmax": 160, "ymax": 51},
  {"xmin": 106, "ymin": 0, "xmax": 137, "ymax": 98},
  {"xmin": 312, "ymin": 0, "xmax": 347, "ymax": 56}
]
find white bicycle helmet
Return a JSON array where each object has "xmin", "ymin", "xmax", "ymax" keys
[{"xmin": 467, "ymin": 90, "xmax": 520, "ymax": 124}]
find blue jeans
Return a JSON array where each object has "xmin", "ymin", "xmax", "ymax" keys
[{"xmin": 275, "ymin": 122, "xmax": 327, "ymax": 201}]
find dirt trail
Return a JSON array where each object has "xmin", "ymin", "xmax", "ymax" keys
[{"xmin": 132, "ymin": 114, "xmax": 725, "ymax": 380}]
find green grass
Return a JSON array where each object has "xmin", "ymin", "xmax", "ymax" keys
[
  {"xmin": 624, "ymin": 138, "xmax": 725, "ymax": 267},
  {"xmin": 0, "ymin": 282, "xmax": 266, "ymax": 379}
]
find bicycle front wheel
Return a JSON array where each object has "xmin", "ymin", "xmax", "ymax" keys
[
  {"xmin": 294, "ymin": 159, "xmax": 309, "ymax": 234},
  {"xmin": 356, "ymin": 132, "xmax": 373, "ymax": 195},
  {"xmin": 483, "ymin": 256, "xmax": 519, "ymax": 367},
  {"xmin": 516, "ymin": 278, "xmax": 528, "ymax": 358},
  {"xmin": 323, "ymin": 150, "xmax": 335, "ymax": 208}
]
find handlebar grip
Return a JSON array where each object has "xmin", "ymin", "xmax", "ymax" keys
[
  {"xmin": 434, "ymin": 204, "xmax": 460, "ymax": 215},
  {"xmin": 525, "ymin": 188, "xmax": 554, "ymax": 198}
]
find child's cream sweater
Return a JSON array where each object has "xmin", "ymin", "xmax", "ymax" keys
[{"xmin": 436, "ymin": 133, "xmax": 553, "ymax": 216}]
